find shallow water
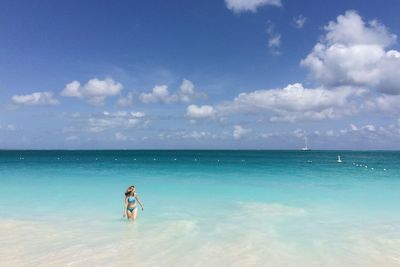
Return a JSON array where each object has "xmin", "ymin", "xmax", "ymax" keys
[{"xmin": 1, "ymin": 150, "xmax": 400, "ymax": 266}]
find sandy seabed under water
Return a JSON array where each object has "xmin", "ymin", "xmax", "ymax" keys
[{"xmin": 1, "ymin": 201, "xmax": 400, "ymax": 267}]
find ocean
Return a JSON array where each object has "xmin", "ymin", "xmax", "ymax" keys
[{"xmin": 1, "ymin": 150, "xmax": 399, "ymax": 266}]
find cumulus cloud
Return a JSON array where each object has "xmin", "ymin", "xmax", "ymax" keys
[
  {"xmin": 364, "ymin": 93, "xmax": 400, "ymax": 114},
  {"xmin": 266, "ymin": 21, "xmax": 281, "ymax": 55},
  {"xmin": 217, "ymin": 83, "xmax": 364, "ymax": 122},
  {"xmin": 179, "ymin": 79, "xmax": 196, "ymax": 101},
  {"xmin": 186, "ymin": 105, "xmax": 215, "ymax": 119},
  {"xmin": 139, "ymin": 79, "xmax": 201, "ymax": 104},
  {"xmin": 293, "ymin": 15, "xmax": 307, "ymax": 29},
  {"xmin": 233, "ymin": 125, "xmax": 251, "ymax": 139},
  {"xmin": 61, "ymin": 78, "xmax": 123, "ymax": 105},
  {"xmin": 12, "ymin": 92, "xmax": 59, "ymax": 106},
  {"xmin": 301, "ymin": 10, "xmax": 400, "ymax": 94},
  {"xmin": 140, "ymin": 85, "xmax": 170, "ymax": 103},
  {"xmin": 86, "ymin": 111, "xmax": 146, "ymax": 133},
  {"xmin": 225, "ymin": 0, "xmax": 281, "ymax": 13}
]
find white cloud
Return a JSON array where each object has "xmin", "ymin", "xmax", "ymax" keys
[
  {"xmin": 293, "ymin": 15, "xmax": 307, "ymax": 29},
  {"xmin": 117, "ymin": 92, "xmax": 134, "ymax": 107},
  {"xmin": 65, "ymin": 135, "xmax": 78, "ymax": 142},
  {"xmin": 12, "ymin": 91, "xmax": 59, "ymax": 106},
  {"xmin": 139, "ymin": 79, "xmax": 201, "ymax": 104},
  {"xmin": 225, "ymin": 0, "xmax": 281, "ymax": 13},
  {"xmin": 174, "ymin": 130, "xmax": 214, "ymax": 140},
  {"xmin": 186, "ymin": 105, "xmax": 215, "ymax": 119},
  {"xmin": 323, "ymin": 123, "xmax": 389, "ymax": 138},
  {"xmin": 312, "ymin": 130, "xmax": 321, "ymax": 137},
  {"xmin": 350, "ymin": 124, "xmax": 358, "ymax": 131},
  {"xmin": 61, "ymin": 78, "xmax": 123, "ymax": 105},
  {"xmin": 217, "ymin": 83, "xmax": 364, "ymax": 122},
  {"xmin": 301, "ymin": 10, "xmax": 400, "ymax": 94},
  {"xmin": 86, "ymin": 111, "xmax": 146, "ymax": 133},
  {"xmin": 362, "ymin": 124, "xmax": 376, "ymax": 132},
  {"xmin": 71, "ymin": 112, "xmax": 81, "ymax": 118},
  {"xmin": 140, "ymin": 85, "xmax": 170, "ymax": 103},
  {"xmin": 115, "ymin": 132, "xmax": 128, "ymax": 141},
  {"xmin": 233, "ymin": 125, "xmax": 251, "ymax": 139},
  {"xmin": 6, "ymin": 124, "xmax": 16, "ymax": 131},
  {"xmin": 61, "ymin": 81, "xmax": 82, "ymax": 97},
  {"xmin": 326, "ymin": 130, "xmax": 335, "ymax": 136},
  {"xmin": 323, "ymin": 11, "xmax": 396, "ymax": 47},
  {"xmin": 364, "ymin": 93, "xmax": 400, "ymax": 114},
  {"xmin": 0, "ymin": 124, "xmax": 16, "ymax": 131},
  {"xmin": 178, "ymin": 79, "xmax": 196, "ymax": 102},
  {"xmin": 293, "ymin": 129, "xmax": 305, "ymax": 138},
  {"xmin": 130, "ymin": 111, "xmax": 146, "ymax": 118},
  {"xmin": 266, "ymin": 22, "xmax": 281, "ymax": 55}
]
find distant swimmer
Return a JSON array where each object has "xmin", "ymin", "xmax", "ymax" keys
[{"xmin": 123, "ymin": 185, "xmax": 144, "ymax": 221}]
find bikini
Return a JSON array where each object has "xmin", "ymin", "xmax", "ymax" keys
[{"xmin": 127, "ymin": 195, "xmax": 136, "ymax": 212}]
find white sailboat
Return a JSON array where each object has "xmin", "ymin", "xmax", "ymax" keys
[
  {"xmin": 301, "ymin": 136, "xmax": 311, "ymax": 151},
  {"xmin": 337, "ymin": 155, "xmax": 342, "ymax": 163}
]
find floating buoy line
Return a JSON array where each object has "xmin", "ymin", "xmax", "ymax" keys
[
  {"xmin": 12, "ymin": 156, "xmax": 390, "ymax": 172},
  {"xmin": 352, "ymin": 162, "xmax": 387, "ymax": 171}
]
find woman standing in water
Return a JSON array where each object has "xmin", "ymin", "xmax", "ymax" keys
[{"xmin": 123, "ymin": 185, "xmax": 144, "ymax": 220}]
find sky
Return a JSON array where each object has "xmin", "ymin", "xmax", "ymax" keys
[{"xmin": 1, "ymin": 0, "xmax": 400, "ymax": 149}]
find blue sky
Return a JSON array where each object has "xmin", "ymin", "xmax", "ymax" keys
[{"xmin": 1, "ymin": 0, "xmax": 400, "ymax": 149}]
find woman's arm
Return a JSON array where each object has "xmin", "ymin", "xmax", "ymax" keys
[
  {"xmin": 123, "ymin": 196, "xmax": 128, "ymax": 217},
  {"xmin": 136, "ymin": 195, "xmax": 144, "ymax": 211}
]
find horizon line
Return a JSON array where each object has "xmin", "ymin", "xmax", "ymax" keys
[{"xmin": 1, "ymin": 148, "xmax": 400, "ymax": 152}]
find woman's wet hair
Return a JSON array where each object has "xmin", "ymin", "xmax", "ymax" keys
[{"xmin": 125, "ymin": 185, "xmax": 135, "ymax": 196}]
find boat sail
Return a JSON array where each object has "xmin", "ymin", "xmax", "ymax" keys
[{"xmin": 301, "ymin": 136, "xmax": 311, "ymax": 151}]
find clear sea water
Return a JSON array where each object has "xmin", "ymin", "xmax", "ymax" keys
[{"xmin": 1, "ymin": 150, "xmax": 399, "ymax": 266}]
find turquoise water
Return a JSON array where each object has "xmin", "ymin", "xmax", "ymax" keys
[{"xmin": 1, "ymin": 150, "xmax": 400, "ymax": 266}]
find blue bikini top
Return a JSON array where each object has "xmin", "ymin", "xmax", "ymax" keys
[{"xmin": 128, "ymin": 196, "xmax": 136, "ymax": 203}]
